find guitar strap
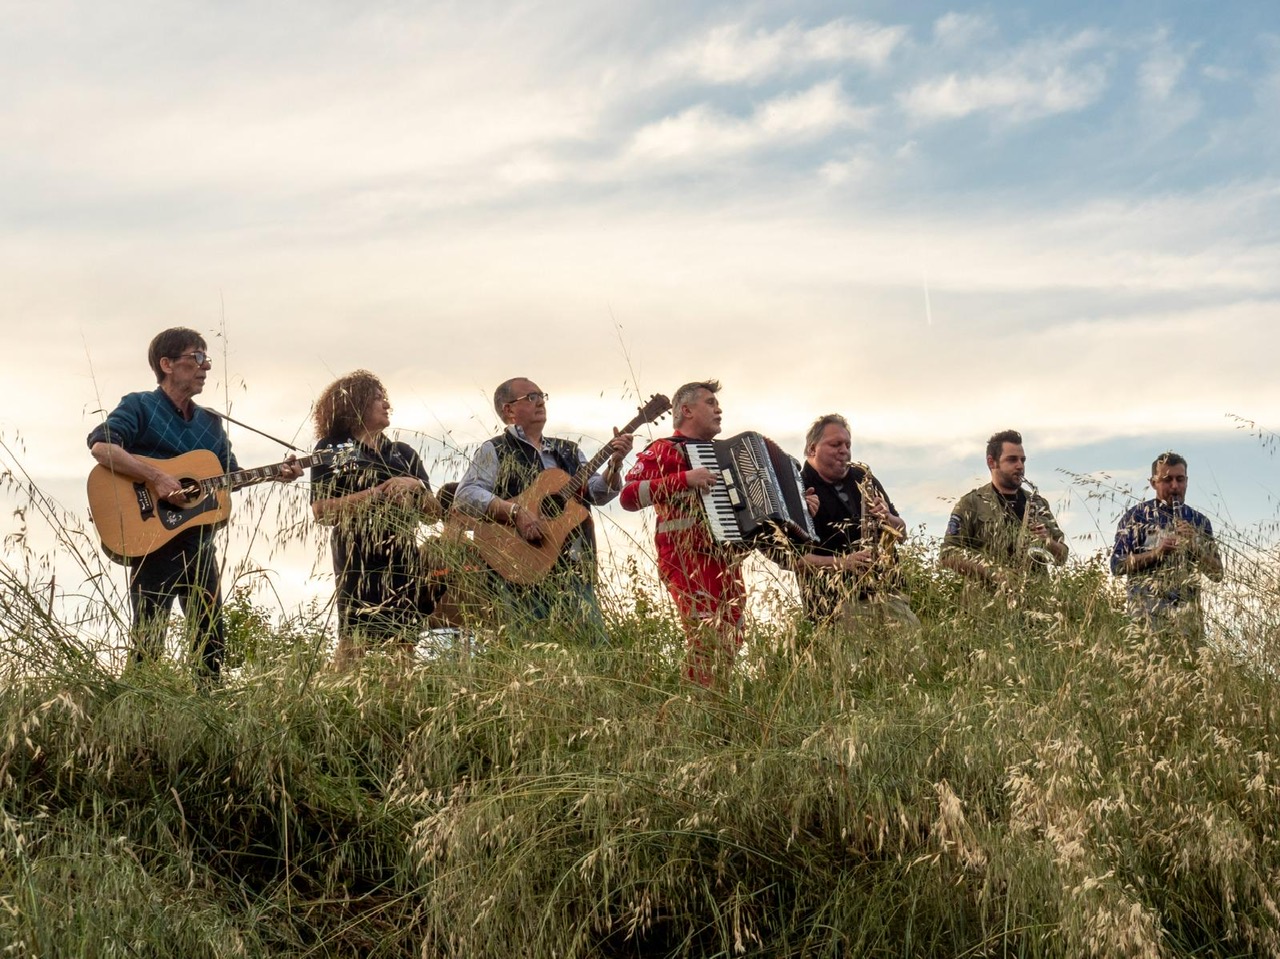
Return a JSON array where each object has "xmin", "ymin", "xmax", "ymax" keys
[{"xmin": 200, "ymin": 407, "xmax": 303, "ymax": 452}]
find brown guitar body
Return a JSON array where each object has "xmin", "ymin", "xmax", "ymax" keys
[
  {"xmin": 87, "ymin": 449, "xmax": 231, "ymax": 563},
  {"xmin": 458, "ymin": 468, "xmax": 590, "ymax": 586},
  {"xmin": 444, "ymin": 393, "xmax": 672, "ymax": 586},
  {"xmin": 87, "ymin": 443, "xmax": 351, "ymax": 564}
]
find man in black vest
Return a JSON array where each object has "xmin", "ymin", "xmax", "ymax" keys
[
  {"xmin": 453, "ymin": 377, "xmax": 633, "ymax": 643},
  {"xmin": 795, "ymin": 413, "xmax": 918, "ymax": 632}
]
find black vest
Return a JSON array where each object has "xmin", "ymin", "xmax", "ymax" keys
[{"xmin": 489, "ymin": 431, "xmax": 597, "ymax": 556}]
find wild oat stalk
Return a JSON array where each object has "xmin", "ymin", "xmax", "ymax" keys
[{"xmin": 0, "ymin": 442, "xmax": 1279, "ymax": 955}]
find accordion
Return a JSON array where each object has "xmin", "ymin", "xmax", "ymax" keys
[{"xmin": 683, "ymin": 432, "xmax": 817, "ymax": 546}]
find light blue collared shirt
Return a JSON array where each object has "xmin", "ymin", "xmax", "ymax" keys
[{"xmin": 454, "ymin": 425, "xmax": 620, "ymax": 516}]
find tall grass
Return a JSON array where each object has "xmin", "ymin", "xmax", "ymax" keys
[
  {"xmin": 0, "ymin": 544, "xmax": 1277, "ymax": 956},
  {"xmin": 1, "ymin": 440, "xmax": 1279, "ymax": 955}
]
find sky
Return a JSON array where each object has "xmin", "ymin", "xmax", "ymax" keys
[{"xmin": 1, "ymin": 1, "xmax": 1277, "ymax": 634}]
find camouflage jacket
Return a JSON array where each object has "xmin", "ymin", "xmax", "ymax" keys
[{"xmin": 941, "ymin": 482, "xmax": 1065, "ymax": 574}]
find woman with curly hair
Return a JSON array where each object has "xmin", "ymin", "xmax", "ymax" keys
[{"xmin": 311, "ymin": 370, "xmax": 442, "ymax": 666}]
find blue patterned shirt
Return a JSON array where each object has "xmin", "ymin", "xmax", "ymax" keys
[
  {"xmin": 87, "ymin": 388, "xmax": 238, "ymax": 471},
  {"xmin": 1110, "ymin": 498, "xmax": 1219, "ymax": 613}
]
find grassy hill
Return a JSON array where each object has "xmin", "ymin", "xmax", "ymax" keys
[{"xmin": 0, "ymin": 555, "xmax": 1277, "ymax": 957}]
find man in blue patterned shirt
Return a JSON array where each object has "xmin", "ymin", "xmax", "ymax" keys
[
  {"xmin": 88, "ymin": 328, "xmax": 302, "ymax": 683},
  {"xmin": 1110, "ymin": 451, "xmax": 1223, "ymax": 646}
]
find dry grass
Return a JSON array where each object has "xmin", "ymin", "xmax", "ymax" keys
[{"xmin": 1, "ymin": 440, "xmax": 1279, "ymax": 955}]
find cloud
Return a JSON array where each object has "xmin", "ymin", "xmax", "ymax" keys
[
  {"xmin": 1138, "ymin": 30, "xmax": 1189, "ymax": 102},
  {"xmin": 659, "ymin": 17, "xmax": 907, "ymax": 85},
  {"xmin": 931, "ymin": 12, "xmax": 994, "ymax": 48},
  {"xmin": 819, "ymin": 149, "xmax": 875, "ymax": 186},
  {"xmin": 900, "ymin": 30, "xmax": 1109, "ymax": 122},
  {"xmin": 625, "ymin": 80, "xmax": 871, "ymax": 164},
  {"xmin": 1132, "ymin": 29, "xmax": 1201, "ymax": 138},
  {"xmin": 1201, "ymin": 64, "xmax": 1237, "ymax": 83}
]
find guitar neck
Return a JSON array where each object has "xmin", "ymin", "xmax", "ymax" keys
[
  {"xmin": 564, "ymin": 411, "xmax": 653, "ymax": 499},
  {"xmin": 564, "ymin": 447, "xmax": 619, "ymax": 500},
  {"xmin": 199, "ymin": 451, "xmax": 325, "ymax": 494},
  {"xmin": 558, "ymin": 396, "xmax": 671, "ymax": 499}
]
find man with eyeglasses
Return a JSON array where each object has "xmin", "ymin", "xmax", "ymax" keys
[
  {"xmin": 87, "ymin": 327, "xmax": 302, "ymax": 684},
  {"xmin": 453, "ymin": 376, "xmax": 633, "ymax": 643}
]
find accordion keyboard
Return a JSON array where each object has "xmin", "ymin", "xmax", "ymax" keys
[
  {"xmin": 683, "ymin": 432, "xmax": 816, "ymax": 546},
  {"xmin": 685, "ymin": 442, "xmax": 742, "ymax": 541}
]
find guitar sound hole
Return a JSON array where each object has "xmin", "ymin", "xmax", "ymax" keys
[
  {"xmin": 173, "ymin": 478, "xmax": 204, "ymax": 508},
  {"xmin": 540, "ymin": 494, "xmax": 567, "ymax": 519}
]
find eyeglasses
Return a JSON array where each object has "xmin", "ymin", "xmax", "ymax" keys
[
  {"xmin": 173, "ymin": 351, "xmax": 211, "ymax": 366},
  {"xmin": 509, "ymin": 391, "xmax": 548, "ymax": 405}
]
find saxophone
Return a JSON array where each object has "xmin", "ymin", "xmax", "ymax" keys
[
  {"xmin": 1017, "ymin": 479, "xmax": 1056, "ymax": 566},
  {"xmin": 852, "ymin": 462, "xmax": 903, "ymax": 588}
]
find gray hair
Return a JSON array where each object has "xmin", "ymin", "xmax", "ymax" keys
[
  {"xmin": 492, "ymin": 377, "xmax": 528, "ymax": 419},
  {"xmin": 804, "ymin": 413, "xmax": 851, "ymax": 455},
  {"xmin": 672, "ymin": 379, "xmax": 721, "ymax": 428}
]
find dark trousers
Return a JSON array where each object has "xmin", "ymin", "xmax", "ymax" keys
[
  {"xmin": 488, "ymin": 563, "xmax": 610, "ymax": 647},
  {"xmin": 129, "ymin": 533, "xmax": 225, "ymax": 680},
  {"xmin": 335, "ymin": 540, "xmax": 444, "ymax": 645}
]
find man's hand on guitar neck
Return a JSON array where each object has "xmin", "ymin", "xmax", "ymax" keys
[
  {"xmin": 602, "ymin": 428, "xmax": 636, "ymax": 487},
  {"xmin": 276, "ymin": 454, "xmax": 304, "ymax": 483}
]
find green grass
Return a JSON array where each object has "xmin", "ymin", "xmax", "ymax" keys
[{"xmin": 0, "ymin": 543, "xmax": 1278, "ymax": 957}]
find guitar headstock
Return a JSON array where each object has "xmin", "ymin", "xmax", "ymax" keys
[
  {"xmin": 637, "ymin": 393, "xmax": 672, "ymax": 426},
  {"xmin": 316, "ymin": 441, "xmax": 359, "ymax": 471}
]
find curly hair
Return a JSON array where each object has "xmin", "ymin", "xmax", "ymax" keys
[{"xmin": 313, "ymin": 370, "xmax": 387, "ymax": 441}]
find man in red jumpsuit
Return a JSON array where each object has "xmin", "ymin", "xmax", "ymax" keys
[{"xmin": 620, "ymin": 379, "xmax": 745, "ymax": 687}]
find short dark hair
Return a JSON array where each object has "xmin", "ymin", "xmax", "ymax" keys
[
  {"xmin": 672, "ymin": 379, "xmax": 720, "ymax": 428},
  {"xmin": 986, "ymin": 429, "xmax": 1022, "ymax": 463},
  {"xmin": 1151, "ymin": 451, "xmax": 1187, "ymax": 477},
  {"xmin": 493, "ymin": 377, "xmax": 530, "ymax": 419},
  {"xmin": 805, "ymin": 413, "xmax": 850, "ymax": 455},
  {"xmin": 313, "ymin": 370, "xmax": 387, "ymax": 441},
  {"xmin": 147, "ymin": 327, "xmax": 206, "ymax": 384}
]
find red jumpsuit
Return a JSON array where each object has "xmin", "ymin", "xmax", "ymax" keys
[{"xmin": 620, "ymin": 433, "xmax": 745, "ymax": 686}]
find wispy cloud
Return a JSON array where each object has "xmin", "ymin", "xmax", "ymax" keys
[
  {"xmin": 818, "ymin": 149, "xmax": 876, "ymax": 186},
  {"xmin": 658, "ymin": 17, "xmax": 906, "ymax": 85},
  {"xmin": 900, "ymin": 29, "xmax": 1109, "ymax": 122},
  {"xmin": 931, "ymin": 12, "xmax": 994, "ymax": 49},
  {"xmin": 625, "ymin": 80, "xmax": 871, "ymax": 164},
  {"xmin": 1133, "ymin": 28, "xmax": 1200, "ymax": 137},
  {"xmin": 1138, "ymin": 29, "xmax": 1189, "ymax": 101}
]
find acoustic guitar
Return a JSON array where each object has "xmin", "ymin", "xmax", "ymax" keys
[
  {"xmin": 88, "ymin": 444, "xmax": 354, "ymax": 563},
  {"xmin": 447, "ymin": 395, "xmax": 670, "ymax": 585}
]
